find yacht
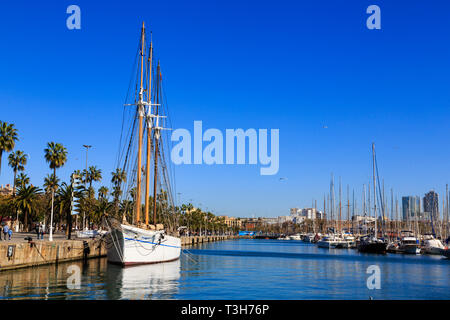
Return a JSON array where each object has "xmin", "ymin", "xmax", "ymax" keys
[
  {"xmin": 422, "ymin": 235, "xmax": 445, "ymax": 255},
  {"xmin": 399, "ymin": 232, "xmax": 421, "ymax": 254},
  {"xmin": 289, "ymin": 233, "xmax": 302, "ymax": 240},
  {"xmin": 317, "ymin": 235, "xmax": 340, "ymax": 249},
  {"xmin": 357, "ymin": 235, "xmax": 387, "ymax": 254},
  {"xmin": 342, "ymin": 234, "xmax": 357, "ymax": 249}
]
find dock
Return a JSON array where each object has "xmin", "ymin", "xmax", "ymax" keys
[{"xmin": 0, "ymin": 234, "xmax": 240, "ymax": 272}]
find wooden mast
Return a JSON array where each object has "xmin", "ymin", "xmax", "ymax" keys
[
  {"xmin": 152, "ymin": 61, "xmax": 161, "ymax": 225},
  {"xmin": 145, "ymin": 36, "xmax": 153, "ymax": 226},
  {"xmin": 136, "ymin": 22, "xmax": 145, "ymax": 225}
]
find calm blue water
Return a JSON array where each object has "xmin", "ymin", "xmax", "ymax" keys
[{"xmin": 0, "ymin": 239, "xmax": 448, "ymax": 300}]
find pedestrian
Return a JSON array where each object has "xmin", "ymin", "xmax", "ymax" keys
[
  {"xmin": 8, "ymin": 228, "xmax": 12, "ymax": 240},
  {"xmin": 3, "ymin": 224, "xmax": 9, "ymax": 241},
  {"xmin": 39, "ymin": 224, "xmax": 44, "ymax": 240},
  {"xmin": 35, "ymin": 223, "xmax": 40, "ymax": 240}
]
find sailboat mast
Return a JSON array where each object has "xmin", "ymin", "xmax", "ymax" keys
[
  {"xmin": 136, "ymin": 22, "xmax": 146, "ymax": 225},
  {"xmin": 144, "ymin": 37, "xmax": 153, "ymax": 226},
  {"xmin": 372, "ymin": 143, "xmax": 377, "ymax": 238},
  {"xmin": 339, "ymin": 177, "xmax": 342, "ymax": 234},
  {"xmin": 152, "ymin": 61, "xmax": 161, "ymax": 225},
  {"xmin": 347, "ymin": 185, "xmax": 350, "ymax": 233}
]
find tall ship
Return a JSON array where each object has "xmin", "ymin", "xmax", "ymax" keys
[{"xmin": 105, "ymin": 22, "xmax": 181, "ymax": 266}]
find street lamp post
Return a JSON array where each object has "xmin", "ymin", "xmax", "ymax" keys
[{"xmin": 83, "ymin": 145, "xmax": 92, "ymax": 231}]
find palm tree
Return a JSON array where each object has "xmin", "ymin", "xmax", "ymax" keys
[
  {"xmin": 93, "ymin": 198, "xmax": 111, "ymax": 226},
  {"xmin": 111, "ymin": 168, "xmax": 127, "ymax": 214},
  {"xmin": 15, "ymin": 185, "xmax": 42, "ymax": 231},
  {"xmin": 44, "ymin": 142, "xmax": 68, "ymax": 178},
  {"xmin": 16, "ymin": 173, "xmax": 30, "ymax": 189},
  {"xmin": 43, "ymin": 174, "xmax": 60, "ymax": 194},
  {"xmin": 98, "ymin": 186, "xmax": 109, "ymax": 200},
  {"xmin": 86, "ymin": 166, "xmax": 102, "ymax": 190},
  {"xmin": 44, "ymin": 142, "xmax": 68, "ymax": 240},
  {"xmin": 0, "ymin": 121, "xmax": 19, "ymax": 175},
  {"xmin": 57, "ymin": 182, "xmax": 74, "ymax": 239},
  {"xmin": 8, "ymin": 150, "xmax": 28, "ymax": 195},
  {"xmin": 111, "ymin": 168, "xmax": 127, "ymax": 186}
]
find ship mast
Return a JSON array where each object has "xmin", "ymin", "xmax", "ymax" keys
[
  {"xmin": 152, "ymin": 61, "xmax": 161, "ymax": 225},
  {"xmin": 135, "ymin": 22, "xmax": 146, "ymax": 225},
  {"xmin": 372, "ymin": 143, "xmax": 377, "ymax": 239},
  {"xmin": 144, "ymin": 36, "xmax": 153, "ymax": 226}
]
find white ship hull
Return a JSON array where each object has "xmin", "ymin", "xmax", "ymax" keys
[{"xmin": 106, "ymin": 224, "xmax": 181, "ymax": 266}]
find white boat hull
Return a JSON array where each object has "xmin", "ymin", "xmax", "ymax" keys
[
  {"xmin": 400, "ymin": 245, "xmax": 421, "ymax": 254},
  {"xmin": 423, "ymin": 246, "xmax": 444, "ymax": 255},
  {"xmin": 106, "ymin": 224, "xmax": 181, "ymax": 266}
]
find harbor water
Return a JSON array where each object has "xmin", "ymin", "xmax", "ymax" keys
[{"xmin": 0, "ymin": 239, "xmax": 448, "ymax": 300}]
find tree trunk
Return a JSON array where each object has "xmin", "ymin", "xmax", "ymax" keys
[
  {"xmin": 0, "ymin": 150, "xmax": 2, "ymax": 176},
  {"xmin": 24, "ymin": 210, "xmax": 28, "ymax": 232},
  {"xmin": 13, "ymin": 170, "xmax": 17, "ymax": 196},
  {"xmin": 67, "ymin": 211, "xmax": 72, "ymax": 240}
]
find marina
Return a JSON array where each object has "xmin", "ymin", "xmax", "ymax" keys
[{"xmin": 0, "ymin": 1, "xmax": 449, "ymax": 305}]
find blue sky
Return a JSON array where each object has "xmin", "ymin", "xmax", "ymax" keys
[{"xmin": 1, "ymin": 0, "xmax": 449, "ymax": 217}]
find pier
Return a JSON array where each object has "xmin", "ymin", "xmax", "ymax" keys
[
  {"xmin": 0, "ymin": 234, "xmax": 239, "ymax": 272},
  {"xmin": 181, "ymin": 235, "xmax": 238, "ymax": 246},
  {"xmin": 0, "ymin": 238, "xmax": 104, "ymax": 272}
]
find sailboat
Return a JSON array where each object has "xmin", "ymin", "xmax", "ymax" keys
[
  {"xmin": 105, "ymin": 23, "xmax": 181, "ymax": 266},
  {"xmin": 357, "ymin": 143, "xmax": 387, "ymax": 254}
]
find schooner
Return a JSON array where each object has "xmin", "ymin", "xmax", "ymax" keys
[{"xmin": 105, "ymin": 22, "xmax": 181, "ymax": 266}]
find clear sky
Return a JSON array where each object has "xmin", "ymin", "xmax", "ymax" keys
[{"xmin": 1, "ymin": 0, "xmax": 449, "ymax": 218}]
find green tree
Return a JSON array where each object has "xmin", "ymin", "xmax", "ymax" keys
[
  {"xmin": 111, "ymin": 168, "xmax": 127, "ymax": 214},
  {"xmin": 43, "ymin": 174, "xmax": 60, "ymax": 194},
  {"xmin": 44, "ymin": 142, "xmax": 68, "ymax": 237},
  {"xmin": 0, "ymin": 121, "xmax": 19, "ymax": 176},
  {"xmin": 15, "ymin": 185, "xmax": 42, "ymax": 231},
  {"xmin": 8, "ymin": 150, "xmax": 27, "ymax": 195},
  {"xmin": 98, "ymin": 186, "xmax": 109, "ymax": 200},
  {"xmin": 56, "ymin": 182, "xmax": 83, "ymax": 239},
  {"xmin": 85, "ymin": 166, "xmax": 102, "ymax": 190},
  {"xmin": 16, "ymin": 173, "xmax": 30, "ymax": 189}
]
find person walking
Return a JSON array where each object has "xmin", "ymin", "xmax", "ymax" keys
[
  {"xmin": 35, "ymin": 223, "xmax": 40, "ymax": 240},
  {"xmin": 8, "ymin": 228, "xmax": 12, "ymax": 240},
  {"xmin": 3, "ymin": 224, "xmax": 9, "ymax": 241},
  {"xmin": 39, "ymin": 223, "xmax": 44, "ymax": 240}
]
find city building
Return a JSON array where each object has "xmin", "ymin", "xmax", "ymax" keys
[
  {"xmin": 423, "ymin": 190, "xmax": 439, "ymax": 222},
  {"xmin": 242, "ymin": 217, "xmax": 259, "ymax": 230},
  {"xmin": 402, "ymin": 196, "xmax": 420, "ymax": 221},
  {"xmin": 277, "ymin": 215, "xmax": 294, "ymax": 224},
  {"xmin": 0, "ymin": 184, "xmax": 13, "ymax": 196},
  {"xmin": 261, "ymin": 217, "xmax": 278, "ymax": 225},
  {"xmin": 220, "ymin": 216, "xmax": 242, "ymax": 229}
]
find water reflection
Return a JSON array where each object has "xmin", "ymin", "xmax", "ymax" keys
[
  {"xmin": 106, "ymin": 259, "xmax": 181, "ymax": 300},
  {"xmin": 0, "ymin": 240, "xmax": 448, "ymax": 300}
]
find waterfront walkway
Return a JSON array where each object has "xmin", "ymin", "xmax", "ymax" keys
[{"xmin": 0, "ymin": 231, "xmax": 68, "ymax": 243}]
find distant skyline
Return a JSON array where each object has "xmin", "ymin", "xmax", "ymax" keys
[{"xmin": 1, "ymin": 0, "xmax": 450, "ymax": 217}]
